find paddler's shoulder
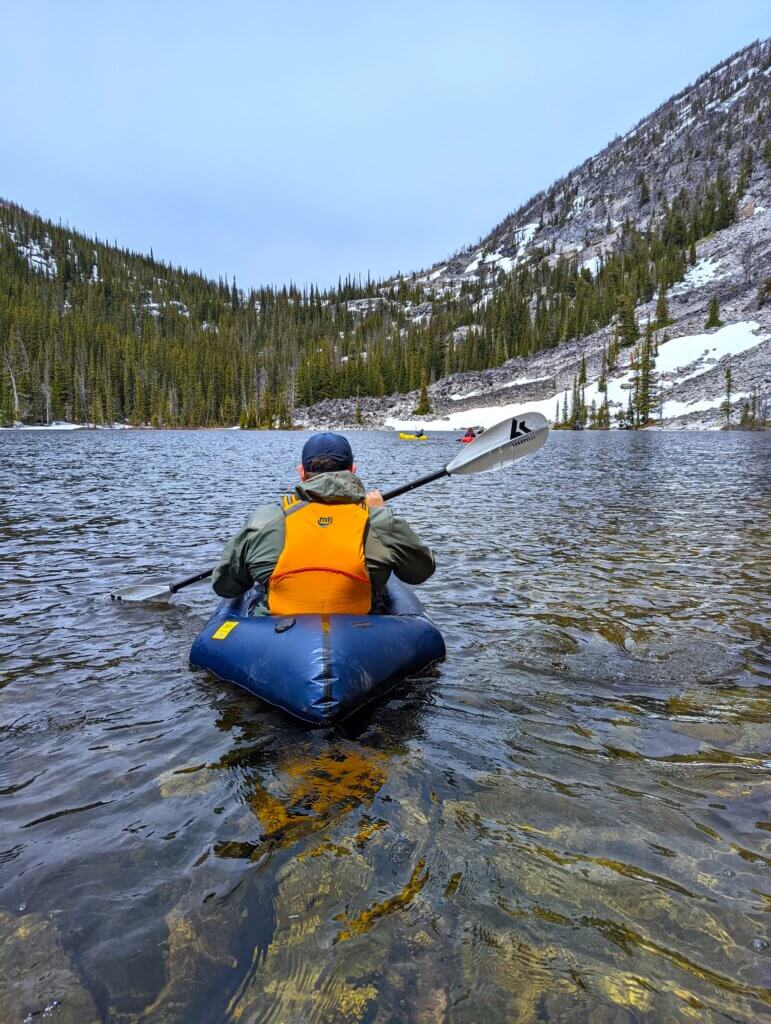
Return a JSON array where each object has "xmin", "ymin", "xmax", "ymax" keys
[{"xmin": 241, "ymin": 503, "xmax": 285, "ymax": 531}]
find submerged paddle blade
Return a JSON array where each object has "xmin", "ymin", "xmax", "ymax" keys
[
  {"xmin": 446, "ymin": 412, "xmax": 549, "ymax": 476},
  {"xmin": 110, "ymin": 568, "xmax": 213, "ymax": 604},
  {"xmin": 110, "ymin": 582, "xmax": 173, "ymax": 603}
]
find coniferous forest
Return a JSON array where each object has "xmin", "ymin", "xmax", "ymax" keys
[{"xmin": 0, "ymin": 161, "xmax": 746, "ymax": 427}]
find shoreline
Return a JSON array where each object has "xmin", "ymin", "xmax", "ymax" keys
[{"xmin": 3, "ymin": 421, "xmax": 766, "ymax": 434}]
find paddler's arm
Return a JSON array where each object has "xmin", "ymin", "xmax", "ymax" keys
[
  {"xmin": 367, "ymin": 502, "xmax": 436, "ymax": 585},
  {"xmin": 212, "ymin": 506, "xmax": 285, "ymax": 598},
  {"xmin": 212, "ymin": 529, "xmax": 253, "ymax": 597}
]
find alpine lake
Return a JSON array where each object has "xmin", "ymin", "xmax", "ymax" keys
[{"xmin": 0, "ymin": 427, "xmax": 769, "ymax": 1024}]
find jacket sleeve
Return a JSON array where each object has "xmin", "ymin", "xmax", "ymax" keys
[
  {"xmin": 370, "ymin": 508, "xmax": 436, "ymax": 585},
  {"xmin": 212, "ymin": 506, "xmax": 284, "ymax": 598}
]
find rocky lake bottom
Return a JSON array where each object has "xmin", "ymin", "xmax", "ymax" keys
[{"xmin": 1, "ymin": 429, "xmax": 769, "ymax": 1023}]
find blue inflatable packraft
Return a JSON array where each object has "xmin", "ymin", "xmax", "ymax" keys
[{"xmin": 189, "ymin": 578, "xmax": 445, "ymax": 725}]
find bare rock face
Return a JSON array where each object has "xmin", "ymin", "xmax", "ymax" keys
[
  {"xmin": 0, "ymin": 910, "xmax": 100, "ymax": 1024},
  {"xmin": 409, "ymin": 41, "xmax": 770, "ymax": 300}
]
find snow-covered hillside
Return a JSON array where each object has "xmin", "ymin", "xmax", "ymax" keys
[{"xmin": 299, "ymin": 38, "xmax": 771, "ymax": 430}]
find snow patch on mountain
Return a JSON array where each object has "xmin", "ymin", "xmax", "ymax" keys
[
  {"xmin": 670, "ymin": 256, "xmax": 724, "ymax": 294},
  {"xmin": 385, "ymin": 322, "xmax": 769, "ymax": 432},
  {"xmin": 9, "ymin": 231, "xmax": 58, "ymax": 277},
  {"xmin": 581, "ymin": 255, "xmax": 602, "ymax": 276},
  {"xmin": 655, "ymin": 321, "xmax": 766, "ymax": 383},
  {"xmin": 660, "ymin": 393, "xmax": 749, "ymax": 420}
]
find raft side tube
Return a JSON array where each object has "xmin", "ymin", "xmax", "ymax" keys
[{"xmin": 190, "ymin": 578, "xmax": 445, "ymax": 725}]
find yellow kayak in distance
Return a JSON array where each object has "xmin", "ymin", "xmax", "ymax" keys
[{"xmin": 398, "ymin": 432, "xmax": 429, "ymax": 441}]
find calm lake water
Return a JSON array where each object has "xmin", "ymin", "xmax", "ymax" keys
[{"xmin": 1, "ymin": 428, "xmax": 769, "ymax": 1024}]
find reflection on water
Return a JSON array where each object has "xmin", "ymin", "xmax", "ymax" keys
[{"xmin": 0, "ymin": 428, "xmax": 769, "ymax": 1023}]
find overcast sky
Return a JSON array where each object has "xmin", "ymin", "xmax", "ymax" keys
[{"xmin": 1, "ymin": 2, "xmax": 767, "ymax": 289}]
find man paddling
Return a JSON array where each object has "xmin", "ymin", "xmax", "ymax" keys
[{"xmin": 212, "ymin": 432, "xmax": 435, "ymax": 614}]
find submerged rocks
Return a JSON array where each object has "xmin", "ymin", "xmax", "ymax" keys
[{"xmin": 0, "ymin": 910, "xmax": 99, "ymax": 1024}]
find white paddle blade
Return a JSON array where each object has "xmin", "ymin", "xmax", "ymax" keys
[
  {"xmin": 446, "ymin": 412, "xmax": 549, "ymax": 476},
  {"xmin": 110, "ymin": 582, "xmax": 173, "ymax": 603}
]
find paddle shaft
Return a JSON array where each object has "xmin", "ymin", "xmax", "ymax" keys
[
  {"xmin": 170, "ymin": 468, "xmax": 450, "ymax": 594},
  {"xmin": 170, "ymin": 568, "xmax": 215, "ymax": 592},
  {"xmin": 381, "ymin": 467, "xmax": 448, "ymax": 500}
]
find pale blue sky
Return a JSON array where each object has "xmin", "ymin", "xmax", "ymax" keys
[{"xmin": 1, "ymin": 2, "xmax": 767, "ymax": 288}]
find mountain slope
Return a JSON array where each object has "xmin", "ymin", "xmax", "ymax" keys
[
  {"xmin": 304, "ymin": 37, "xmax": 771, "ymax": 430},
  {"xmin": 411, "ymin": 38, "xmax": 770, "ymax": 298}
]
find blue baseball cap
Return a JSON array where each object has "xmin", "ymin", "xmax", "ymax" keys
[{"xmin": 301, "ymin": 432, "xmax": 354, "ymax": 471}]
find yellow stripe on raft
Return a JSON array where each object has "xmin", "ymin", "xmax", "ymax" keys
[{"xmin": 398, "ymin": 432, "xmax": 429, "ymax": 440}]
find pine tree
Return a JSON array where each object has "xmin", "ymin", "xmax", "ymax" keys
[
  {"xmin": 567, "ymin": 376, "xmax": 587, "ymax": 430},
  {"xmin": 618, "ymin": 294, "xmax": 639, "ymax": 346},
  {"xmin": 569, "ymin": 377, "xmax": 579, "ymax": 429},
  {"xmin": 739, "ymin": 397, "xmax": 751, "ymax": 428},
  {"xmin": 714, "ymin": 165, "xmax": 735, "ymax": 230},
  {"xmin": 736, "ymin": 146, "xmax": 753, "ymax": 197},
  {"xmin": 600, "ymin": 395, "xmax": 610, "ymax": 429},
  {"xmin": 0, "ymin": 359, "xmax": 14, "ymax": 425},
  {"xmin": 655, "ymin": 285, "xmax": 672, "ymax": 328},
  {"xmin": 257, "ymin": 389, "xmax": 274, "ymax": 428},
  {"xmin": 607, "ymin": 330, "xmax": 619, "ymax": 371},
  {"xmin": 578, "ymin": 354, "xmax": 587, "ymax": 386},
  {"xmin": 413, "ymin": 370, "xmax": 431, "ymax": 415},
  {"xmin": 635, "ymin": 325, "xmax": 657, "ymax": 426},
  {"xmin": 277, "ymin": 391, "xmax": 292, "ymax": 429},
  {"xmin": 705, "ymin": 294, "xmax": 722, "ymax": 329}
]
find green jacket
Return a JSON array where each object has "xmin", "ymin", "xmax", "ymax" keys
[{"xmin": 212, "ymin": 471, "xmax": 436, "ymax": 605}]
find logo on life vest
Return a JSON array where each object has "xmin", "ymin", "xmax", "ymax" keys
[{"xmin": 317, "ymin": 516, "xmax": 333, "ymax": 527}]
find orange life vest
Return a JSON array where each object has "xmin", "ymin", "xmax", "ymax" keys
[{"xmin": 268, "ymin": 494, "xmax": 372, "ymax": 615}]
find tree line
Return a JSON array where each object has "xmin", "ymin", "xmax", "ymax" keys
[{"xmin": 0, "ymin": 155, "xmax": 751, "ymax": 426}]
